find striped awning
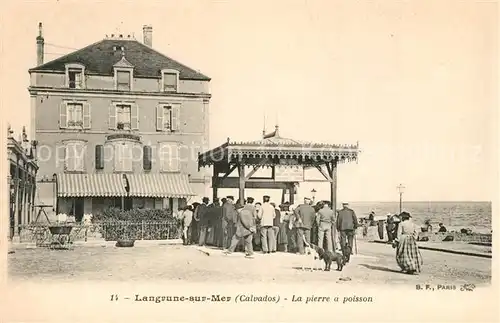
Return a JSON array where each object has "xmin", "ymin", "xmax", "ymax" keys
[
  {"xmin": 127, "ymin": 173, "xmax": 195, "ymax": 198},
  {"xmin": 56, "ymin": 173, "xmax": 127, "ymax": 197}
]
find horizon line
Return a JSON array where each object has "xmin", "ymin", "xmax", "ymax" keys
[{"xmin": 335, "ymin": 200, "xmax": 492, "ymax": 203}]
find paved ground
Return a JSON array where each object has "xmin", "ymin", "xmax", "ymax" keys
[{"xmin": 8, "ymin": 241, "xmax": 491, "ymax": 286}]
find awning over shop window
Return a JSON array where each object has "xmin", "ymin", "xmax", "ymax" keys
[
  {"xmin": 56, "ymin": 173, "xmax": 127, "ymax": 197},
  {"xmin": 126, "ymin": 173, "xmax": 195, "ymax": 198}
]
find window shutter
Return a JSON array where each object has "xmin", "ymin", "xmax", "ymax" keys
[
  {"xmin": 124, "ymin": 144, "xmax": 133, "ymax": 171},
  {"xmin": 171, "ymin": 144, "xmax": 180, "ymax": 171},
  {"xmin": 65, "ymin": 144, "xmax": 73, "ymax": 171},
  {"xmin": 143, "ymin": 145, "xmax": 152, "ymax": 171},
  {"xmin": 83, "ymin": 102, "xmax": 91, "ymax": 129},
  {"xmin": 171, "ymin": 104, "xmax": 180, "ymax": 132},
  {"xmin": 179, "ymin": 144, "xmax": 187, "ymax": 172},
  {"xmin": 156, "ymin": 105, "xmax": 164, "ymax": 131},
  {"xmin": 108, "ymin": 104, "xmax": 117, "ymax": 130},
  {"xmin": 131, "ymin": 103, "xmax": 139, "ymax": 130},
  {"xmin": 59, "ymin": 102, "xmax": 68, "ymax": 129},
  {"xmin": 60, "ymin": 144, "xmax": 67, "ymax": 171},
  {"xmin": 95, "ymin": 145, "xmax": 104, "ymax": 170}
]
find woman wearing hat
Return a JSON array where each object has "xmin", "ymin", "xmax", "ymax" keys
[{"xmin": 393, "ymin": 211, "xmax": 423, "ymax": 274}]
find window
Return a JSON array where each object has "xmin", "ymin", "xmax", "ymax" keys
[
  {"xmin": 109, "ymin": 102, "xmax": 139, "ymax": 130},
  {"xmin": 67, "ymin": 103, "xmax": 83, "ymax": 127},
  {"xmin": 65, "ymin": 141, "xmax": 86, "ymax": 172},
  {"xmin": 65, "ymin": 63, "xmax": 85, "ymax": 89},
  {"xmin": 163, "ymin": 106, "xmax": 172, "ymax": 130},
  {"xmin": 159, "ymin": 142, "xmax": 180, "ymax": 172},
  {"xmin": 116, "ymin": 104, "xmax": 131, "ymax": 130},
  {"xmin": 114, "ymin": 142, "xmax": 133, "ymax": 172},
  {"xmin": 116, "ymin": 71, "xmax": 131, "ymax": 91},
  {"xmin": 163, "ymin": 73, "xmax": 178, "ymax": 92},
  {"xmin": 59, "ymin": 101, "xmax": 91, "ymax": 129},
  {"xmin": 156, "ymin": 104, "xmax": 180, "ymax": 132},
  {"xmin": 68, "ymin": 69, "xmax": 83, "ymax": 89}
]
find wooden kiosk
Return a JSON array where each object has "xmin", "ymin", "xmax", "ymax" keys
[{"xmin": 198, "ymin": 126, "xmax": 360, "ymax": 208}]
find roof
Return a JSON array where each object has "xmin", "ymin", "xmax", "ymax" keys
[
  {"xmin": 29, "ymin": 39, "xmax": 210, "ymax": 81},
  {"xmin": 198, "ymin": 126, "xmax": 360, "ymax": 167}
]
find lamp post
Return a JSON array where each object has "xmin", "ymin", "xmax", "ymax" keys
[
  {"xmin": 311, "ymin": 188, "xmax": 317, "ymax": 203},
  {"xmin": 397, "ymin": 184, "xmax": 405, "ymax": 213}
]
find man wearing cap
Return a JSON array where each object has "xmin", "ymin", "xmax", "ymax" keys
[
  {"xmin": 293, "ymin": 197, "xmax": 316, "ymax": 255},
  {"xmin": 222, "ymin": 196, "xmax": 237, "ymax": 249},
  {"xmin": 223, "ymin": 198, "xmax": 256, "ymax": 258},
  {"xmin": 197, "ymin": 197, "xmax": 211, "ymax": 246},
  {"xmin": 257, "ymin": 195, "xmax": 276, "ymax": 254},
  {"xmin": 316, "ymin": 201, "xmax": 335, "ymax": 252},
  {"xmin": 336, "ymin": 202, "xmax": 358, "ymax": 262}
]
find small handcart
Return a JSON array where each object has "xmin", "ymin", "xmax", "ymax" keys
[{"xmin": 48, "ymin": 225, "xmax": 74, "ymax": 250}]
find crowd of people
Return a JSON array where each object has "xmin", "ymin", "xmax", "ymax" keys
[
  {"xmin": 175, "ymin": 196, "xmax": 359, "ymax": 262},
  {"xmin": 175, "ymin": 196, "xmax": 423, "ymax": 274}
]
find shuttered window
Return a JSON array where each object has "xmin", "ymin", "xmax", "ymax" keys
[
  {"xmin": 65, "ymin": 142, "xmax": 86, "ymax": 172},
  {"xmin": 109, "ymin": 103, "xmax": 138, "ymax": 130},
  {"xmin": 159, "ymin": 142, "xmax": 180, "ymax": 172},
  {"xmin": 114, "ymin": 143, "xmax": 133, "ymax": 172},
  {"xmin": 59, "ymin": 101, "xmax": 91, "ymax": 129},
  {"xmin": 156, "ymin": 104, "xmax": 180, "ymax": 132}
]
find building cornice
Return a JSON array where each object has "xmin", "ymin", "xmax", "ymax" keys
[
  {"xmin": 28, "ymin": 69, "xmax": 210, "ymax": 81},
  {"xmin": 28, "ymin": 86, "xmax": 211, "ymax": 100},
  {"xmin": 36, "ymin": 130, "xmax": 204, "ymax": 136}
]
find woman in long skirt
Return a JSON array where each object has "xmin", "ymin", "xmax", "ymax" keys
[{"xmin": 394, "ymin": 211, "xmax": 423, "ymax": 274}]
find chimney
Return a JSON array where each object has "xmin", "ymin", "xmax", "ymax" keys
[
  {"xmin": 36, "ymin": 22, "xmax": 44, "ymax": 66},
  {"xmin": 143, "ymin": 25, "xmax": 152, "ymax": 47}
]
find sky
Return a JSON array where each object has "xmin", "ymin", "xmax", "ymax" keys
[{"xmin": 1, "ymin": 0, "xmax": 497, "ymax": 202}]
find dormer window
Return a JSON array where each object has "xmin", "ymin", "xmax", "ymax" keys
[
  {"xmin": 113, "ymin": 54, "xmax": 134, "ymax": 91},
  {"xmin": 65, "ymin": 63, "xmax": 85, "ymax": 89},
  {"xmin": 161, "ymin": 69, "xmax": 179, "ymax": 92},
  {"xmin": 116, "ymin": 71, "xmax": 131, "ymax": 91}
]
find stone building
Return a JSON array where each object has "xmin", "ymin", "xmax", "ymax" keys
[
  {"xmin": 8, "ymin": 126, "xmax": 39, "ymax": 241},
  {"xmin": 28, "ymin": 23, "xmax": 211, "ymax": 221}
]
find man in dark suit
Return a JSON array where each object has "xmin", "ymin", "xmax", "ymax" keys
[
  {"xmin": 197, "ymin": 197, "xmax": 210, "ymax": 246},
  {"xmin": 336, "ymin": 202, "xmax": 358, "ymax": 262},
  {"xmin": 294, "ymin": 197, "xmax": 316, "ymax": 255},
  {"xmin": 222, "ymin": 196, "xmax": 237, "ymax": 249},
  {"xmin": 209, "ymin": 198, "xmax": 223, "ymax": 247}
]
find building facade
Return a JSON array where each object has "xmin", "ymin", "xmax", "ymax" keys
[
  {"xmin": 8, "ymin": 126, "xmax": 39, "ymax": 241},
  {"xmin": 28, "ymin": 23, "xmax": 211, "ymax": 221}
]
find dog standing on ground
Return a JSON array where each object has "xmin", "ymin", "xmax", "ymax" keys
[{"xmin": 302, "ymin": 235, "xmax": 345, "ymax": 271}]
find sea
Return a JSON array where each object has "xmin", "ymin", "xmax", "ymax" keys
[
  {"xmin": 347, "ymin": 201, "xmax": 492, "ymax": 234},
  {"xmin": 213, "ymin": 189, "xmax": 492, "ymax": 234}
]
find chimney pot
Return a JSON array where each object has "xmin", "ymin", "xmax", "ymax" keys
[{"xmin": 143, "ymin": 25, "xmax": 153, "ymax": 47}]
